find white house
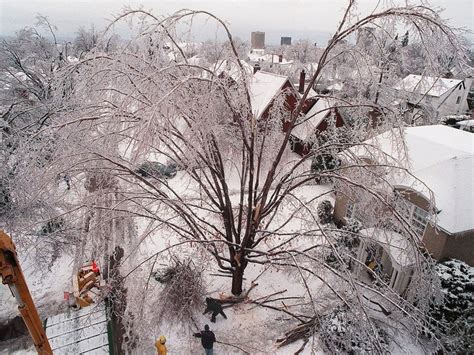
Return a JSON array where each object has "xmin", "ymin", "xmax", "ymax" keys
[{"xmin": 394, "ymin": 74, "xmax": 470, "ymax": 121}]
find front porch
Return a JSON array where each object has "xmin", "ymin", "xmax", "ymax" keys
[{"xmin": 355, "ymin": 228, "xmax": 415, "ymax": 295}]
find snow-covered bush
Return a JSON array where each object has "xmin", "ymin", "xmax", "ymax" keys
[
  {"xmin": 311, "ymin": 153, "xmax": 340, "ymax": 184},
  {"xmin": 325, "ymin": 221, "xmax": 361, "ymax": 270},
  {"xmin": 343, "ymin": 218, "xmax": 363, "ymax": 235},
  {"xmin": 152, "ymin": 258, "xmax": 205, "ymax": 326},
  {"xmin": 432, "ymin": 259, "xmax": 473, "ymax": 353},
  {"xmin": 317, "ymin": 200, "xmax": 334, "ymax": 224},
  {"xmin": 319, "ymin": 305, "xmax": 389, "ymax": 354}
]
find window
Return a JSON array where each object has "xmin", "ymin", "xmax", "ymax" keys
[
  {"xmin": 394, "ymin": 194, "xmax": 429, "ymax": 237},
  {"xmin": 412, "ymin": 205, "xmax": 429, "ymax": 236},
  {"xmin": 346, "ymin": 201, "xmax": 355, "ymax": 218},
  {"xmin": 393, "ymin": 192, "xmax": 430, "ymax": 237},
  {"xmin": 456, "ymin": 96, "xmax": 461, "ymax": 104}
]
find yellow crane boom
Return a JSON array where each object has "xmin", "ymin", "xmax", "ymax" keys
[{"xmin": 0, "ymin": 230, "xmax": 52, "ymax": 355}]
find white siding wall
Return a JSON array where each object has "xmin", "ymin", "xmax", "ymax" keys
[{"xmin": 436, "ymin": 83, "xmax": 468, "ymax": 117}]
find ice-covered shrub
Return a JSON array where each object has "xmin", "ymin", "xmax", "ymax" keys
[
  {"xmin": 431, "ymin": 259, "xmax": 473, "ymax": 353},
  {"xmin": 317, "ymin": 200, "xmax": 334, "ymax": 224},
  {"xmin": 152, "ymin": 258, "xmax": 205, "ymax": 325},
  {"xmin": 320, "ymin": 305, "xmax": 389, "ymax": 354}
]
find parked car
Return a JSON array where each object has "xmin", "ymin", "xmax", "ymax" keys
[
  {"xmin": 135, "ymin": 161, "xmax": 178, "ymax": 179},
  {"xmin": 457, "ymin": 119, "xmax": 474, "ymax": 133}
]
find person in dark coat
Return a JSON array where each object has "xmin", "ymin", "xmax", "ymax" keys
[
  {"xmin": 203, "ymin": 297, "xmax": 227, "ymax": 323},
  {"xmin": 194, "ymin": 324, "xmax": 216, "ymax": 355}
]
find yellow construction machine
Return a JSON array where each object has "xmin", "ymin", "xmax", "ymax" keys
[
  {"xmin": 68, "ymin": 260, "xmax": 104, "ymax": 309},
  {"xmin": 0, "ymin": 230, "xmax": 53, "ymax": 354}
]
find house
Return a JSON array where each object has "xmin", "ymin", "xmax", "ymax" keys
[
  {"xmin": 217, "ymin": 68, "xmax": 343, "ymax": 156},
  {"xmin": 394, "ymin": 74, "xmax": 470, "ymax": 121},
  {"xmin": 248, "ymin": 70, "xmax": 299, "ymax": 121},
  {"xmin": 334, "ymin": 125, "xmax": 474, "ymax": 292},
  {"xmin": 211, "ymin": 59, "xmax": 253, "ymax": 81},
  {"xmin": 290, "ymin": 96, "xmax": 344, "ymax": 155}
]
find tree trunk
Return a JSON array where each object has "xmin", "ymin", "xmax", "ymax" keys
[{"xmin": 231, "ymin": 264, "xmax": 245, "ymax": 295}]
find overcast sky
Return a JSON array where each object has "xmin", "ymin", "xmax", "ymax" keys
[{"xmin": 0, "ymin": 0, "xmax": 472, "ymax": 45}]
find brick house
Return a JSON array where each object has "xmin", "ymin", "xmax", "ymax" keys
[
  {"xmin": 334, "ymin": 125, "xmax": 474, "ymax": 293},
  {"xmin": 290, "ymin": 96, "xmax": 345, "ymax": 156},
  {"xmin": 248, "ymin": 70, "xmax": 299, "ymax": 121}
]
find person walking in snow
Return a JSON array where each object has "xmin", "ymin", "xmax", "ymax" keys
[
  {"xmin": 155, "ymin": 335, "xmax": 167, "ymax": 355},
  {"xmin": 203, "ymin": 297, "xmax": 227, "ymax": 323},
  {"xmin": 194, "ymin": 324, "xmax": 216, "ymax": 355}
]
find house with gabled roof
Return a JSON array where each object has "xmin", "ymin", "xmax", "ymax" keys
[
  {"xmin": 214, "ymin": 68, "xmax": 343, "ymax": 155},
  {"xmin": 248, "ymin": 70, "xmax": 299, "ymax": 121},
  {"xmin": 212, "ymin": 59, "xmax": 253, "ymax": 81},
  {"xmin": 290, "ymin": 96, "xmax": 345, "ymax": 155},
  {"xmin": 394, "ymin": 74, "xmax": 470, "ymax": 121}
]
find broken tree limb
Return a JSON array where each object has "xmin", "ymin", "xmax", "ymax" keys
[
  {"xmin": 276, "ymin": 316, "xmax": 320, "ymax": 348},
  {"xmin": 216, "ymin": 282, "xmax": 258, "ymax": 306},
  {"xmin": 253, "ymin": 289, "xmax": 287, "ymax": 302},
  {"xmin": 216, "ymin": 340, "xmax": 250, "ymax": 354},
  {"xmin": 260, "ymin": 296, "xmax": 303, "ymax": 305},
  {"xmin": 363, "ymin": 295, "xmax": 392, "ymax": 316},
  {"xmin": 250, "ymin": 301, "xmax": 311, "ymax": 323}
]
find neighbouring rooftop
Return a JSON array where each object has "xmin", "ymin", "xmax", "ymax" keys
[
  {"xmin": 348, "ymin": 125, "xmax": 474, "ymax": 234},
  {"xmin": 292, "ymin": 97, "xmax": 332, "ymax": 140},
  {"xmin": 394, "ymin": 74, "xmax": 463, "ymax": 97},
  {"xmin": 248, "ymin": 71, "xmax": 294, "ymax": 118}
]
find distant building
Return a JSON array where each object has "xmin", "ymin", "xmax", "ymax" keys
[
  {"xmin": 281, "ymin": 36, "xmax": 292, "ymax": 45},
  {"xmin": 251, "ymin": 31, "xmax": 265, "ymax": 50}
]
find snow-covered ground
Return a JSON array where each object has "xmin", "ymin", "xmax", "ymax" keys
[{"xmin": 0, "ymin": 154, "xmax": 427, "ymax": 354}]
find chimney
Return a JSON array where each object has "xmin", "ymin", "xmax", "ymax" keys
[
  {"xmin": 299, "ymin": 70, "xmax": 306, "ymax": 94},
  {"xmin": 253, "ymin": 63, "xmax": 261, "ymax": 74},
  {"xmin": 278, "ymin": 54, "xmax": 283, "ymax": 63}
]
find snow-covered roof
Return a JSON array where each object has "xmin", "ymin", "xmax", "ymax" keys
[
  {"xmin": 360, "ymin": 228, "xmax": 416, "ymax": 267},
  {"xmin": 394, "ymin": 74, "xmax": 463, "ymax": 97},
  {"xmin": 248, "ymin": 71, "xmax": 293, "ymax": 118},
  {"xmin": 308, "ymin": 88, "xmax": 318, "ymax": 98},
  {"xmin": 67, "ymin": 56, "xmax": 79, "ymax": 63},
  {"xmin": 349, "ymin": 125, "xmax": 474, "ymax": 234},
  {"xmin": 188, "ymin": 55, "xmax": 204, "ymax": 66},
  {"xmin": 292, "ymin": 97, "xmax": 332, "ymax": 140},
  {"xmin": 327, "ymin": 82, "xmax": 344, "ymax": 91},
  {"xmin": 248, "ymin": 50, "xmax": 293, "ymax": 65},
  {"xmin": 211, "ymin": 59, "xmax": 253, "ymax": 81}
]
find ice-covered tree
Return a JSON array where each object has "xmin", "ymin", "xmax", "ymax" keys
[{"xmin": 13, "ymin": 1, "xmax": 469, "ymax": 353}]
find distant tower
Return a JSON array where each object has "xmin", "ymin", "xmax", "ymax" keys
[
  {"xmin": 251, "ymin": 31, "xmax": 265, "ymax": 50},
  {"xmin": 280, "ymin": 36, "xmax": 292, "ymax": 46}
]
